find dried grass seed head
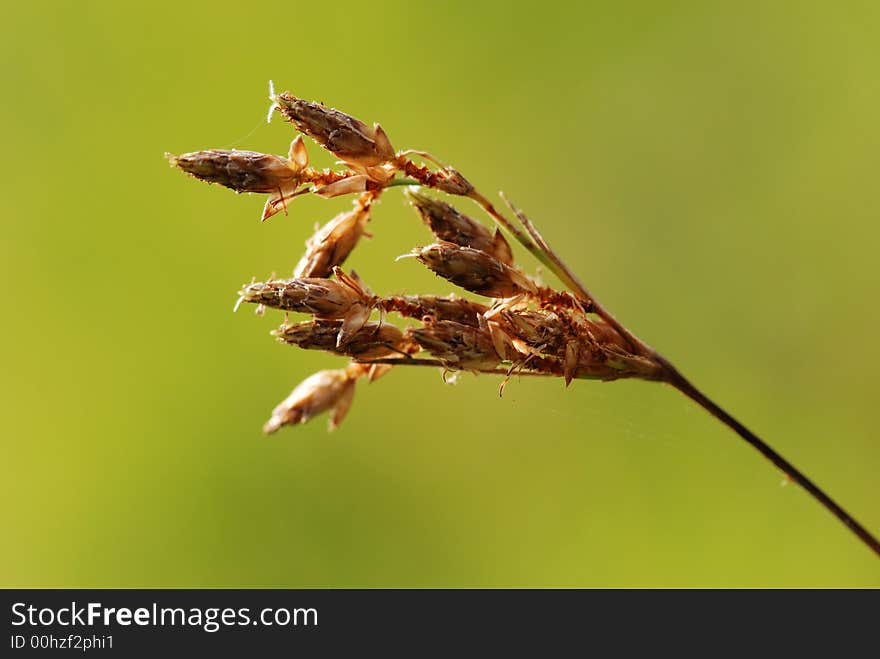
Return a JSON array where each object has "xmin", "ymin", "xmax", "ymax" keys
[
  {"xmin": 406, "ymin": 189, "xmax": 513, "ymax": 265},
  {"xmin": 383, "ymin": 294, "xmax": 489, "ymax": 327},
  {"xmin": 415, "ymin": 242, "xmax": 537, "ymax": 299},
  {"xmin": 408, "ymin": 318, "xmax": 516, "ymax": 370},
  {"xmin": 238, "ymin": 273, "xmax": 371, "ymax": 319},
  {"xmin": 167, "ymin": 137, "xmax": 309, "ymax": 194},
  {"xmin": 294, "ymin": 195, "xmax": 373, "ymax": 278},
  {"xmin": 274, "ymin": 92, "xmax": 395, "ymax": 182},
  {"xmin": 263, "ymin": 368, "xmax": 356, "ymax": 434},
  {"xmin": 273, "ymin": 319, "xmax": 412, "ymax": 360}
]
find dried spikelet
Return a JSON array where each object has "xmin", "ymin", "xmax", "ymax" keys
[
  {"xmin": 495, "ymin": 308, "xmax": 583, "ymax": 384},
  {"xmin": 415, "ymin": 242, "xmax": 537, "ymax": 298},
  {"xmin": 273, "ymin": 319, "xmax": 412, "ymax": 360},
  {"xmin": 294, "ymin": 195, "xmax": 374, "ymax": 278},
  {"xmin": 406, "ymin": 189, "xmax": 513, "ymax": 265},
  {"xmin": 263, "ymin": 368, "xmax": 357, "ymax": 434},
  {"xmin": 238, "ymin": 270, "xmax": 374, "ymax": 346},
  {"xmin": 430, "ymin": 167, "xmax": 474, "ymax": 196},
  {"xmin": 238, "ymin": 275, "xmax": 367, "ymax": 317},
  {"xmin": 499, "ymin": 309, "xmax": 569, "ymax": 355},
  {"xmin": 382, "ymin": 295, "xmax": 488, "ymax": 327},
  {"xmin": 274, "ymin": 92, "xmax": 395, "ymax": 182},
  {"xmin": 408, "ymin": 319, "xmax": 516, "ymax": 370},
  {"xmin": 167, "ymin": 138, "xmax": 309, "ymax": 193}
]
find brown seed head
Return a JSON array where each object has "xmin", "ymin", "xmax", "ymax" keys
[
  {"xmin": 238, "ymin": 276, "xmax": 369, "ymax": 318},
  {"xmin": 383, "ymin": 294, "xmax": 488, "ymax": 327},
  {"xmin": 415, "ymin": 242, "xmax": 537, "ymax": 298},
  {"xmin": 406, "ymin": 189, "xmax": 513, "ymax": 264},
  {"xmin": 294, "ymin": 196, "xmax": 373, "ymax": 278},
  {"xmin": 408, "ymin": 319, "xmax": 515, "ymax": 370},
  {"xmin": 273, "ymin": 319, "xmax": 411, "ymax": 360},
  {"xmin": 263, "ymin": 368, "xmax": 356, "ymax": 434},
  {"xmin": 274, "ymin": 92, "xmax": 395, "ymax": 181},
  {"xmin": 499, "ymin": 309, "xmax": 569, "ymax": 355},
  {"xmin": 167, "ymin": 147, "xmax": 304, "ymax": 194}
]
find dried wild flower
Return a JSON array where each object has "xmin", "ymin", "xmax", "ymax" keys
[{"xmin": 167, "ymin": 84, "xmax": 880, "ymax": 558}]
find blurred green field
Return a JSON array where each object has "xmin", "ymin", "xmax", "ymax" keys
[{"xmin": 2, "ymin": 1, "xmax": 878, "ymax": 586}]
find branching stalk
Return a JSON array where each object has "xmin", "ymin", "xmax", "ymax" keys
[{"xmin": 168, "ymin": 85, "xmax": 880, "ymax": 559}]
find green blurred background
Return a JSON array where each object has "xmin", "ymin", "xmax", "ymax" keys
[{"xmin": 2, "ymin": 1, "xmax": 878, "ymax": 587}]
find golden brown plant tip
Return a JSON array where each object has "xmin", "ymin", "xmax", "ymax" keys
[
  {"xmin": 408, "ymin": 319, "xmax": 515, "ymax": 370},
  {"xmin": 274, "ymin": 92, "xmax": 395, "ymax": 182},
  {"xmin": 406, "ymin": 189, "xmax": 514, "ymax": 265},
  {"xmin": 168, "ymin": 146, "xmax": 305, "ymax": 194},
  {"xmin": 273, "ymin": 319, "xmax": 413, "ymax": 360},
  {"xmin": 263, "ymin": 368, "xmax": 357, "ymax": 434},
  {"xmin": 381, "ymin": 295, "xmax": 489, "ymax": 327},
  {"xmin": 294, "ymin": 194, "xmax": 374, "ymax": 278},
  {"xmin": 415, "ymin": 242, "xmax": 537, "ymax": 299},
  {"xmin": 238, "ymin": 273, "xmax": 373, "ymax": 323}
]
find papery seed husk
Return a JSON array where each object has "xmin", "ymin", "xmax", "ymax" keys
[
  {"xmin": 383, "ymin": 295, "xmax": 488, "ymax": 327},
  {"xmin": 169, "ymin": 149, "xmax": 301, "ymax": 193},
  {"xmin": 406, "ymin": 190, "xmax": 513, "ymax": 265},
  {"xmin": 408, "ymin": 319, "xmax": 506, "ymax": 370},
  {"xmin": 294, "ymin": 197, "xmax": 373, "ymax": 278},
  {"xmin": 274, "ymin": 319, "xmax": 410, "ymax": 360},
  {"xmin": 275, "ymin": 93, "xmax": 395, "ymax": 177},
  {"xmin": 239, "ymin": 278, "xmax": 365, "ymax": 317},
  {"xmin": 416, "ymin": 242, "xmax": 536, "ymax": 298},
  {"xmin": 263, "ymin": 368, "xmax": 356, "ymax": 434}
]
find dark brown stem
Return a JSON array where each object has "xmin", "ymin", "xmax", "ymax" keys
[{"xmin": 659, "ymin": 356, "xmax": 880, "ymax": 558}]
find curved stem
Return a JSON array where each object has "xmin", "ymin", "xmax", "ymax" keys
[{"xmin": 660, "ymin": 357, "xmax": 880, "ymax": 558}]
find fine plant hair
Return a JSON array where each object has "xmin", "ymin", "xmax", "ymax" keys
[{"xmin": 167, "ymin": 82, "xmax": 880, "ymax": 558}]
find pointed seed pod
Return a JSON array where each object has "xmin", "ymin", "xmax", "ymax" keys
[
  {"xmin": 431, "ymin": 167, "xmax": 474, "ymax": 196},
  {"xmin": 382, "ymin": 295, "xmax": 488, "ymax": 327},
  {"xmin": 294, "ymin": 195, "xmax": 373, "ymax": 278},
  {"xmin": 406, "ymin": 189, "xmax": 513, "ymax": 264},
  {"xmin": 273, "ymin": 319, "xmax": 411, "ymax": 360},
  {"xmin": 238, "ymin": 276, "xmax": 367, "ymax": 318},
  {"xmin": 167, "ymin": 136, "xmax": 309, "ymax": 194},
  {"xmin": 263, "ymin": 368, "xmax": 357, "ymax": 434},
  {"xmin": 415, "ymin": 242, "xmax": 537, "ymax": 298},
  {"xmin": 274, "ymin": 92, "xmax": 395, "ymax": 181},
  {"xmin": 408, "ymin": 319, "xmax": 515, "ymax": 370}
]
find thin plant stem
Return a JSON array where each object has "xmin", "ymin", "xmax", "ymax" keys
[{"xmin": 661, "ymin": 359, "xmax": 880, "ymax": 558}]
